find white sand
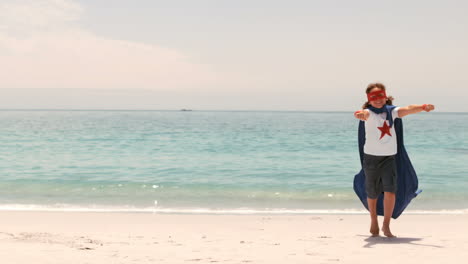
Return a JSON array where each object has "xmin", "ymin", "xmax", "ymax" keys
[{"xmin": 0, "ymin": 212, "xmax": 467, "ymax": 264}]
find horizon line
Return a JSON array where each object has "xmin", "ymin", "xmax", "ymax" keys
[{"xmin": 0, "ymin": 108, "xmax": 466, "ymax": 114}]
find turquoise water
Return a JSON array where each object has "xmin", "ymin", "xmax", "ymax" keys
[{"xmin": 0, "ymin": 110, "xmax": 467, "ymax": 213}]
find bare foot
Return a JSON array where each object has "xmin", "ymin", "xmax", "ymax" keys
[
  {"xmin": 382, "ymin": 226, "xmax": 396, "ymax": 238},
  {"xmin": 370, "ymin": 223, "xmax": 380, "ymax": 237}
]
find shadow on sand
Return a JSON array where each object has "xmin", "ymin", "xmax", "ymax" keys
[{"xmin": 359, "ymin": 235, "xmax": 444, "ymax": 249}]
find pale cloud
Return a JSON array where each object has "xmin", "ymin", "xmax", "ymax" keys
[
  {"xmin": 0, "ymin": 0, "xmax": 82, "ymax": 33},
  {"xmin": 0, "ymin": 0, "xmax": 218, "ymax": 90}
]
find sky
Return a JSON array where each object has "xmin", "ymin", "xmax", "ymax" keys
[{"xmin": 1, "ymin": 0, "xmax": 467, "ymax": 111}]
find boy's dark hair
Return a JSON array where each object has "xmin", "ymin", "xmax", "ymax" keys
[{"xmin": 362, "ymin": 82, "xmax": 394, "ymax": 109}]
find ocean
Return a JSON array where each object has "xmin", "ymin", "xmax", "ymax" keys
[{"xmin": 1, "ymin": 110, "xmax": 467, "ymax": 214}]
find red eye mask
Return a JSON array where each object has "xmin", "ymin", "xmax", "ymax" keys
[{"xmin": 367, "ymin": 90, "xmax": 387, "ymax": 102}]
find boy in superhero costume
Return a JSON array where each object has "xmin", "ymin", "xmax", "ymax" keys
[{"xmin": 353, "ymin": 83, "xmax": 435, "ymax": 237}]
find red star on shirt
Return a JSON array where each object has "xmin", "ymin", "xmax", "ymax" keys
[{"xmin": 378, "ymin": 121, "xmax": 392, "ymax": 139}]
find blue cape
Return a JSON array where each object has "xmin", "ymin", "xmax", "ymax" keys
[{"xmin": 353, "ymin": 108, "xmax": 421, "ymax": 219}]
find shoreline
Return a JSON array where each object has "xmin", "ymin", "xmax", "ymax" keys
[
  {"xmin": 1, "ymin": 211, "xmax": 467, "ymax": 263},
  {"xmin": 1, "ymin": 207, "xmax": 467, "ymax": 215},
  {"xmin": 0, "ymin": 204, "xmax": 467, "ymax": 215}
]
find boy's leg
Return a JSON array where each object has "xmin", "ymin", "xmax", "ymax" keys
[
  {"xmin": 367, "ymin": 198, "xmax": 379, "ymax": 236},
  {"xmin": 382, "ymin": 192, "xmax": 396, "ymax": 237}
]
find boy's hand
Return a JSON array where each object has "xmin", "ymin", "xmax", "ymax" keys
[
  {"xmin": 422, "ymin": 104, "xmax": 435, "ymax": 112},
  {"xmin": 354, "ymin": 110, "xmax": 369, "ymax": 121}
]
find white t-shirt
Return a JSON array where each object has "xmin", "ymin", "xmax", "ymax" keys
[{"xmin": 363, "ymin": 107, "xmax": 400, "ymax": 156}]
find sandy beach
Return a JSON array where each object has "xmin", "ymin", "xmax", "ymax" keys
[{"xmin": 1, "ymin": 212, "xmax": 467, "ymax": 264}]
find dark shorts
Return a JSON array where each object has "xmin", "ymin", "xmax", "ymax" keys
[{"xmin": 363, "ymin": 154, "xmax": 398, "ymax": 199}]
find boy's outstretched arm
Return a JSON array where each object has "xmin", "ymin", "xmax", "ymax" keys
[
  {"xmin": 354, "ymin": 109, "xmax": 370, "ymax": 121},
  {"xmin": 398, "ymin": 104, "xmax": 435, "ymax": 118}
]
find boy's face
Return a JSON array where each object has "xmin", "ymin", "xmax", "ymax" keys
[{"xmin": 368, "ymin": 88, "xmax": 387, "ymax": 108}]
